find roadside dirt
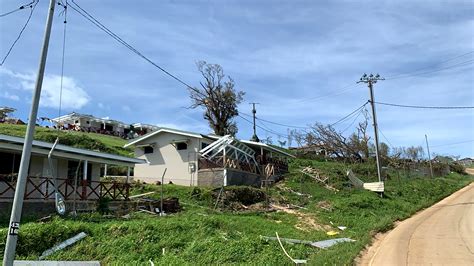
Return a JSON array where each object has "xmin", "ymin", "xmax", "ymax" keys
[{"xmin": 272, "ymin": 204, "xmax": 332, "ymax": 232}]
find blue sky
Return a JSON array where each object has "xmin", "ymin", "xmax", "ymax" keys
[{"xmin": 1, "ymin": 0, "xmax": 473, "ymax": 157}]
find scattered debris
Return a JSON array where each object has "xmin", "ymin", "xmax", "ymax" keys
[
  {"xmin": 37, "ymin": 215, "xmax": 52, "ymax": 223},
  {"xmin": 121, "ymin": 214, "xmax": 131, "ymax": 219},
  {"xmin": 149, "ymin": 259, "xmax": 155, "ymax": 266},
  {"xmin": 326, "ymin": 230, "xmax": 339, "ymax": 236},
  {"xmin": 316, "ymin": 200, "xmax": 333, "ymax": 211},
  {"xmin": 129, "ymin": 191, "xmax": 156, "ymax": 199},
  {"xmin": 347, "ymin": 169, "xmax": 384, "ymax": 192},
  {"xmin": 300, "ymin": 167, "xmax": 338, "ymax": 191},
  {"xmin": 262, "ymin": 235, "xmax": 356, "ymax": 249},
  {"xmin": 275, "ymin": 232, "xmax": 307, "ymax": 264},
  {"xmin": 135, "ymin": 197, "xmax": 181, "ymax": 215},
  {"xmin": 138, "ymin": 209, "xmax": 159, "ymax": 215},
  {"xmin": 337, "ymin": 226, "xmax": 347, "ymax": 231},
  {"xmin": 272, "ymin": 204, "xmax": 332, "ymax": 231},
  {"xmin": 39, "ymin": 232, "xmax": 88, "ymax": 260}
]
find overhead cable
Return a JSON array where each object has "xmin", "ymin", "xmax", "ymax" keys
[
  {"xmin": 68, "ymin": 0, "xmax": 194, "ymax": 90},
  {"xmin": 373, "ymin": 101, "xmax": 474, "ymax": 110},
  {"xmin": 0, "ymin": 0, "xmax": 38, "ymax": 66}
]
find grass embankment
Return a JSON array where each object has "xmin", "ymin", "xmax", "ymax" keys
[
  {"xmin": 0, "ymin": 159, "xmax": 472, "ymax": 265},
  {"xmin": 0, "ymin": 124, "xmax": 132, "ymax": 157}
]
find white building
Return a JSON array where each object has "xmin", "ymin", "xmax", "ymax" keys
[{"xmin": 124, "ymin": 127, "xmax": 294, "ymax": 187}]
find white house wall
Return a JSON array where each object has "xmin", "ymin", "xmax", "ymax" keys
[{"xmin": 133, "ymin": 132, "xmax": 205, "ymax": 186}]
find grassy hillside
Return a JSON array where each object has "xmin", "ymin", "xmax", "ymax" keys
[
  {"xmin": 0, "ymin": 124, "xmax": 133, "ymax": 157},
  {"xmin": 0, "ymin": 159, "xmax": 471, "ymax": 265}
]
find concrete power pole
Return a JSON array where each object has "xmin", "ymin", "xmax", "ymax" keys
[
  {"xmin": 358, "ymin": 73, "xmax": 384, "ymax": 183},
  {"xmin": 3, "ymin": 0, "xmax": 56, "ymax": 265},
  {"xmin": 425, "ymin": 134, "xmax": 434, "ymax": 178},
  {"xmin": 250, "ymin": 103, "xmax": 260, "ymax": 142}
]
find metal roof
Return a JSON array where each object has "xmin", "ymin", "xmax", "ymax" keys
[
  {"xmin": 0, "ymin": 134, "xmax": 145, "ymax": 165},
  {"xmin": 124, "ymin": 127, "xmax": 206, "ymax": 147}
]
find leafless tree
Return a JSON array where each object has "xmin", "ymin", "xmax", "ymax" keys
[{"xmin": 188, "ymin": 61, "xmax": 245, "ymax": 136}]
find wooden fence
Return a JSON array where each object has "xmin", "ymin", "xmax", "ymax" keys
[{"xmin": 0, "ymin": 176, "xmax": 129, "ymax": 201}]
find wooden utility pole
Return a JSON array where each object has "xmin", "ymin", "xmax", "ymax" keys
[
  {"xmin": 3, "ymin": 1, "xmax": 57, "ymax": 265},
  {"xmin": 250, "ymin": 103, "xmax": 260, "ymax": 142},
  {"xmin": 358, "ymin": 74, "xmax": 384, "ymax": 184},
  {"xmin": 425, "ymin": 134, "xmax": 434, "ymax": 178}
]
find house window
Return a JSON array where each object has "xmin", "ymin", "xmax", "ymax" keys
[
  {"xmin": 144, "ymin": 146, "xmax": 154, "ymax": 154},
  {"xmin": 67, "ymin": 161, "xmax": 92, "ymax": 182},
  {"xmin": 201, "ymin": 142, "xmax": 209, "ymax": 149},
  {"xmin": 0, "ymin": 152, "xmax": 20, "ymax": 177},
  {"xmin": 176, "ymin": 142, "xmax": 188, "ymax": 150}
]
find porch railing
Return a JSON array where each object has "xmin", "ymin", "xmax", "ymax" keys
[{"xmin": 0, "ymin": 176, "xmax": 129, "ymax": 201}]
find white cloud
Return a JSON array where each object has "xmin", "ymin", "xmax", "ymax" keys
[
  {"xmin": 1, "ymin": 91, "xmax": 19, "ymax": 101},
  {"xmin": 0, "ymin": 68, "xmax": 90, "ymax": 110}
]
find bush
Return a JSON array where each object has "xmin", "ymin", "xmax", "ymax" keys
[
  {"xmin": 218, "ymin": 186, "xmax": 266, "ymax": 205},
  {"xmin": 449, "ymin": 163, "xmax": 466, "ymax": 175}
]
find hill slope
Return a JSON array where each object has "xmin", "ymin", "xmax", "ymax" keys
[{"xmin": 0, "ymin": 124, "xmax": 133, "ymax": 157}]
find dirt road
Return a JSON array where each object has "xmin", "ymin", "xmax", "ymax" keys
[{"xmin": 359, "ymin": 182, "xmax": 474, "ymax": 266}]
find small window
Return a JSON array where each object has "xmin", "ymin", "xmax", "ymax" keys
[
  {"xmin": 144, "ymin": 146, "xmax": 154, "ymax": 154},
  {"xmin": 86, "ymin": 121, "xmax": 90, "ymax": 124},
  {"xmin": 74, "ymin": 120, "xmax": 79, "ymax": 123},
  {"xmin": 176, "ymin": 142, "xmax": 187, "ymax": 150},
  {"xmin": 201, "ymin": 142, "xmax": 209, "ymax": 149}
]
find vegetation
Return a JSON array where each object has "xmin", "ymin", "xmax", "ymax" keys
[
  {"xmin": 0, "ymin": 159, "xmax": 471, "ymax": 265},
  {"xmin": 0, "ymin": 124, "xmax": 133, "ymax": 157},
  {"xmin": 188, "ymin": 61, "xmax": 245, "ymax": 136}
]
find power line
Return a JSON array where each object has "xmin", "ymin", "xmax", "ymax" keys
[
  {"xmin": 339, "ymin": 107, "xmax": 365, "ymax": 134},
  {"xmin": 330, "ymin": 101, "xmax": 369, "ymax": 127},
  {"xmin": 298, "ymin": 83, "xmax": 361, "ymax": 103},
  {"xmin": 386, "ymin": 51, "xmax": 474, "ymax": 80},
  {"xmin": 0, "ymin": 0, "xmax": 38, "ymax": 66},
  {"xmin": 0, "ymin": 0, "xmax": 36, "ymax": 17},
  {"xmin": 430, "ymin": 139, "xmax": 474, "ymax": 148},
  {"xmin": 238, "ymin": 114, "xmax": 290, "ymax": 139},
  {"xmin": 239, "ymin": 112, "xmax": 308, "ymax": 129},
  {"xmin": 373, "ymin": 101, "xmax": 474, "ymax": 110},
  {"xmin": 386, "ymin": 59, "xmax": 474, "ymax": 80},
  {"xmin": 68, "ymin": 0, "xmax": 195, "ymax": 90}
]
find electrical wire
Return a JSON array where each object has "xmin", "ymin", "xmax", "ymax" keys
[
  {"xmin": 430, "ymin": 140, "xmax": 474, "ymax": 148},
  {"xmin": 0, "ymin": 0, "xmax": 36, "ymax": 17},
  {"xmin": 68, "ymin": 0, "xmax": 195, "ymax": 90},
  {"xmin": 0, "ymin": 0, "xmax": 38, "ymax": 66},
  {"xmin": 373, "ymin": 101, "xmax": 474, "ymax": 109},
  {"xmin": 330, "ymin": 101, "xmax": 369, "ymax": 127},
  {"xmin": 297, "ymin": 83, "xmax": 360, "ymax": 103},
  {"xmin": 239, "ymin": 112, "xmax": 308, "ymax": 129},
  {"xmin": 339, "ymin": 107, "xmax": 364, "ymax": 134},
  {"xmin": 385, "ymin": 51, "xmax": 474, "ymax": 79},
  {"xmin": 57, "ymin": 1, "xmax": 68, "ymax": 130},
  {"xmin": 386, "ymin": 59, "xmax": 474, "ymax": 80},
  {"xmin": 238, "ymin": 114, "xmax": 290, "ymax": 139}
]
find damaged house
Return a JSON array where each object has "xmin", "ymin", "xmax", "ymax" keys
[{"xmin": 124, "ymin": 127, "xmax": 294, "ymax": 187}]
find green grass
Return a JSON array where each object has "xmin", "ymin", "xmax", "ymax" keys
[
  {"xmin": 0, "ymin": 124, "xmax": 133, "ymax": 157},
  {"xmin": 0, "ymin": 160, "xmax": 472, "ymax": 265}
]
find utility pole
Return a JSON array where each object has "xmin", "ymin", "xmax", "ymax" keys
[
  {"xmin": 425, "ymin": 134, "xmax": 434, "ymax": 178},
  {"xmin": 3, "ymin": 1, "xmax": 56, "ymax": 265},
  {"xmin": 250, "ymin": 102, "xmax": 260, "ymax": 142},
  {"xmin": 358, "ymin": 73, "xmax": 384, "ymax": 184}
]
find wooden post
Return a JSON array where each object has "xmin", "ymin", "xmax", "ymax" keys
[{"xmin": 81, "ymin": 160, "xmax": 88, "ymax": 200}]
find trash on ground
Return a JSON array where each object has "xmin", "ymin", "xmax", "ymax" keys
[
  {"xmin": 39, "ymin": 232, "xmax": 88, "ymax": 260},
  {"xmin": 262, "ymin": 235, "xmax": 356, "ymax": 249},
  {"xmin": 347, "ymin": 169, "xmax": 384, "ymax": 192},
  {"xmin": 129, "ymin": 191, "xmax": 156, "ymax": 199},
  {"xmin": 326, "ymin": 230, "xmax": 339, "ymax": 236},
  {"xmin": 275, "ymin": 232, "xmax": 307, "ymax": 264},
  {"xmin": 300, "ymin": 167, "xmax": 338, "ymax": 191},
  {"xmin": 337, "ymin": 226, "xmax": 347, "ymax": 231}
]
